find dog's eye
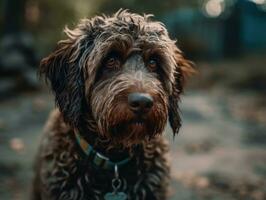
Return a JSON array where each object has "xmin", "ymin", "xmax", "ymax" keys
[
  {"xmin": 105, "ymin": 56, "xmax": 121, "ymax": 69},
  {"xmin": 147, "ymin": 59, "xmax": 158, "ymax": 71}
]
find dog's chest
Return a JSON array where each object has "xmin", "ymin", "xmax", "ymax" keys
[{"xmin": 43, "ymin": 154, "xmax": 140, "ymax": 199}]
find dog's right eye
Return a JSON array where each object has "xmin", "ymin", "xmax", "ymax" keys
[{"xmin": 104, "ymin": 55, "xmax": 121, "ymax": 70}]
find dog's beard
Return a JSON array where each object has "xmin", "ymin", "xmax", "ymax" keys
[
  {"xmin": 92, "ymin": 99, "xmax": 168, "ymax": 148},
  {"xmin": 109, "ymin": 118, "xmax": 163, "ymax": 147}
]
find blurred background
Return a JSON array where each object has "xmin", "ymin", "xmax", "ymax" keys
[{"xmin": 0, "ymin": 0, "xmax": 265, "ymax": 199}]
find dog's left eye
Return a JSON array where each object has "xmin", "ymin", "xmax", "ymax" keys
[
  {"xmin": 147, "ymin": 59, "xmax": 158, "ymax": 71},
  {"xmin": 105, "ymin": 56, "xmax": 121, "ymax": 69}
]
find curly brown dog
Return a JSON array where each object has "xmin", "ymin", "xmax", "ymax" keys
[{"xmin": 32, "ymin": 10, "xmax": 194, "ymax": 200}]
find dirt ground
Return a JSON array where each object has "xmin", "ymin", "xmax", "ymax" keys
[{"xmin": 0, "ymin": 89, "xmax": 265, "ymax": 200}]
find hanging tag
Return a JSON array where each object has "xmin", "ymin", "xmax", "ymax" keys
[
  {"xmin": 104, "ymin": 164, "xmax": 127, "ymax": 200},
  {"xmin": 104, "ymin": 192, "xmax": 127, "ymax": 200}
]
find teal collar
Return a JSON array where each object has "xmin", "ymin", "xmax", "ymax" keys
[{"xmin": 74, "ymin": 130, "xmax": 132, "ymax": 170}]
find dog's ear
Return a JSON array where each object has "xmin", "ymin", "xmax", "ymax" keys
[
  {"xmin": 39, "ymin": 17, "xmax": 107, "ymax": 126},
  {"xmin": 39, "ymin": 39, "xmax": 85, "ymax": 126},
  {"xmin": 169, "ymin": 49, "xmax": 195, "ymax": 136}
]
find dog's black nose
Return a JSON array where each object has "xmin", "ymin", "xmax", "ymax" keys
[{"xmin": 128, "ymin": 93, "xmax": 153, "ymax": 114}]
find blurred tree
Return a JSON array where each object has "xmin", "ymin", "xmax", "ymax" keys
[
  {"xmin": 0, "ymin": 0, "xmax": 39, "ymax": 96},
  {"xmin": 0, "ymin": 0, "xmax": 37, "ymax": 73},
  {"xmin": 2, "ymin": 0, "xmax": 26, "ymax": 35},
  {"xmin": 25, "ymin": 0, "xmax": 78, "ymax": 53},
  {"xmin": 223, "ymin": 0, "xmax": 242, "ymax": 57}
]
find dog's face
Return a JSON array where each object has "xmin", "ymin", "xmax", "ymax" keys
[{"xmin": 40, "ymin": 10, "xmax": 194, "ymax": 147}]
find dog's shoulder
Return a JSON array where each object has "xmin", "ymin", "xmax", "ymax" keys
[
  {"xmin": 38, "ymin": 109, "xmax": 75, "ymax": 162},
  {"xmin": 43, "ymin": 109, "xmax": 71, "ymax": 137}
]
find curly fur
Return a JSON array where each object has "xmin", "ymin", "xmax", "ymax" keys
[{"xmin": 33, "ymin": 10, "xmax": 194, "ymax": 200}]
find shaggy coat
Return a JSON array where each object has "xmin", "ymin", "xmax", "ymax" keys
[{"xmin": 32, "ymin": 10, "xmax": 193, "ymax": 200}]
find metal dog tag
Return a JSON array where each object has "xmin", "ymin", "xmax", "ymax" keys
[
  {"xmin": 104, "ymin": 165, "xmax": 127, "ymax": 200},
  {"xmin": 104, "ymin": 192, "xmax": 127, "ymax": 200}
]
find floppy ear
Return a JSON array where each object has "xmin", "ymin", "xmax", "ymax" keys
[
  {"xmin": 39, "ymin": 39, "xmax": 85, "ymax": 126},
  {"xmin": 39, "ymin": 16, "xmax": 108, "ymax": 126},
  {"xmin": 169, "ymin": 49, "xmax": 195, "ymax": 136}
]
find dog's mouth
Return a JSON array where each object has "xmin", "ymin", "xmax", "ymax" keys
[
  {"xmin": 107, "ymin": 116, "xmax": 162, "ymax": 147},
  {"xmin": 109, "ymin": 118, "xmax": 148, "ymax": 136},
  {"xmin": 129, "ymin": 119, "xmax": 145, "ymax": 128}
]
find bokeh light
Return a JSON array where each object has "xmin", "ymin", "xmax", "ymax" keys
[
  {"xmin": 249, "ymin": 0, "xmax": 265, "ymax": 5},
  {"xmin": 204, "ymin": 0, "xmax": 225, "ymax": 17}
]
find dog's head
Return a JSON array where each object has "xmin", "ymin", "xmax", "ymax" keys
[{"xmin": 40, "ymin": 10, "xmax": 194, "ymax": 147}]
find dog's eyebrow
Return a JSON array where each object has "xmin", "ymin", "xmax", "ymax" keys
[{"xmin": 126, "ymin": 47, "xmax": 142, "ymax": 58}]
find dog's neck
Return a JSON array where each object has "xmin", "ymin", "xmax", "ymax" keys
[
  {"xmin": 74, "ymin": 129, "xmax": 132, "ymax": 170},
  {"xmin": 76, "ymin": 122, "xmax": 133, "ymax": 162}
]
